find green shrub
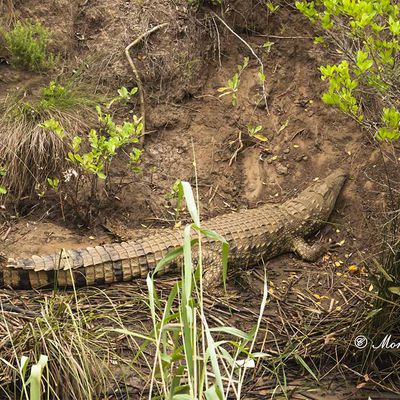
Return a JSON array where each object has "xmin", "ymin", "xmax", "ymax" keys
[
  {"xmin": 42, "ymin": 106, "xmax": 143, "ymax": 181},
  {"xmin": 40, "ymin": 88, "xmax": 143, "ymax": 219},
  {"xmin": 40, "ymin": 81, "xmax": 80, "ymax": 109},
  {"xmin": 296, "ymin": 0, "xmax": 400, "ymax": 140},
  {"xmin": 3, "ymin": 20, "xmax": 56, "ymax": 71}
]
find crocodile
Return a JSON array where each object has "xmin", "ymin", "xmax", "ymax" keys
[{"xmin": 0, "ymin": 169, "xmax": 347, "ymax": 290}]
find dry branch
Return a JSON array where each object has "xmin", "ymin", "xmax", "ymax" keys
[{"xmin": 125, "ymin": 23, "xmax": 169, "ymax": 144}]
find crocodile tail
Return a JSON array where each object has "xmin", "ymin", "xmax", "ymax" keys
[
  {"xmin": 0, "ymin": 243, "xmax": 146, "ymax": 289},
  {"xmin": 0, "ymin": 235, "xmax": 182, "ymax": 289}
]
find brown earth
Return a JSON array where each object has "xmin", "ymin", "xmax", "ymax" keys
[{"xmin": 1, "ymin": 0, "xmax": 400, "ymax": 398}]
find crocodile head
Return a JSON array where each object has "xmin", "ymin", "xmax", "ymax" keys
[
  {"xmin": 293, "ymin": 168, "xmax": 348, "ymax": 233},
  {"xmin": 311, "ymin": 168, "xmax": 348, "ymax": 218}
]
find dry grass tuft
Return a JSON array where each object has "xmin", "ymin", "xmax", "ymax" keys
[
  {"xmin": 0, "ymin": 286, "xmax": 150, "ymax": 399},
  {"xmin": 0, "ymin": 82, "xmax": 101, "ymax": 202}
]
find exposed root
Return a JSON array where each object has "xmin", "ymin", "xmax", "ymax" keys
[
  {"xmin": 125, "ymin": 23, "xmax": 169, "ymax": 145},
  {"xmin": 229, "ymin": 130, "xmax": 243, "ymax": 166}
]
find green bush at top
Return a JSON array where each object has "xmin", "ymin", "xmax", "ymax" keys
[
  {"xmin": 296, "ymin": 0, "xmax": 400, "ymax": 140},
  {"xmin": 3, "ymin": 20, "xmax": 56, "ymax": 71}
]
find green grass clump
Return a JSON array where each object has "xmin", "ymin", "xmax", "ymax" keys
[
  {"xmin": 12, "ymin": 81, "xmax": 102, "ymax": 120},
  {"xmin": 3, "ymin": 20, "xmax": 56, "ymax": 71},
  {"xmin": 0, "ymin": 289, "xmax": 132, "ymax": 400}
]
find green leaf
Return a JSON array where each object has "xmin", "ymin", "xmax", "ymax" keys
[
  {"xmin": 204, "ymin": 326, "xmax": 224, "ymax": 399},
  {"xmin": 366, "ymin": 308, "xmax": 382, "ymax": 319},
  {"xmin": 294, "ymin": 354, "xmax": 319, "ymax": 382},
  {"xmin": 204, "ymin": 385, "xmax": 222, "ymax": 400},
  {"xmin": 388, "ymin": 286, "xmax": 400, "ymax": 295},
  {"xmin": 181, "ymin": 181, "xmax": 200, "ymax": 226},
  {"xmin": 253, "ymin": 134, "xmax": 269, "ymax": 142},
  {"xmin": 209, "ymin": 326, "xmax": 251, "ymax": 340},
  {"xmin": 118, "ymin": 86, "xmax": 129, "ymax": 98},
  {"xmin": 29, "ymin": 356, "xmax": 48, "ymax": 400},
  {"xmin": 356, "ymin": 50, "xmax": 373, "ymax": 72},
  {"xmin": 152, "ymin": 239, "xmax": 198, "ymax": 276}
]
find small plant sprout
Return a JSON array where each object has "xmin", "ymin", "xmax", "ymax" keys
[
  {"xmin": 107, "ymin": 86, "xmax": 138, "ymax": 109},
  {"xmin": 47, "ymin": 177, "xmax": 60, "ymax": 192},
  {"xmin": 218, "ymin": 57, "xmax": 249, "ymax": 106},
  {"xmin": 265, "ymin": 1, "xmax": 280, "ymax": 13},
  {"xmin": 165, "ymin": 179, "xmax": 184, "ymax": 224},
  {"xmin": 165, "ymin": 179, "xmax": 183, "ymax": 202},
  {"xmin": 277, "ymin": 119, "xmax": 290, "ymax": 134},
  {"xmin": 313, "ymin": 36, "xmax": 325, "ymax": 45},
  {"xmin": 262, "ymin": 41, "xmax": 274, "ymax": 53},
  {"xmin": 247, "ymin": 124, "xmax": 268, "ymax": 142}
]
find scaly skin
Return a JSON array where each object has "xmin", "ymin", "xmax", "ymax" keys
[{"xmin": 0, "ymin": 169, "xmax": 347, "ymax": 289}]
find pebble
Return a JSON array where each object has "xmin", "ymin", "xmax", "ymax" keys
[
  {"xmin": 276, "ymin": 163, "xmax": 288, "ymax": 175},
  {"xmin": 283, "ymin": 148, "xmax": 290, "ymax": 154},
  {"xmin": 295, "ymin": 154, "xmax": 308, "ymax": 162}
]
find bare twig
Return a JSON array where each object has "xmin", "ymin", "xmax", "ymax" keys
[
  {"xmin": 211, "ymin": 17, "xmax": 222, "ymax": 68},
  {"xmin": 125, "ymin": 23, "xmax": 169, "ymax": 144}
]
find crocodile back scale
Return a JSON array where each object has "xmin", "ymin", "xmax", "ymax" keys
[{"xmin": 0, "ymin": 169, "xmax": 347, "ymax": 289}]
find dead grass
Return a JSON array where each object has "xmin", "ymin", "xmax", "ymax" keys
[
  {"xmin": 0, "ymin": 0, "xmax": 15, "ymax": 27},
  {"xmin": 1, "ymin": 265, "xmax": 398, "ymax": 398},
  {"xmin": 0, "ymin": 286, "xmax": 150, "ymax": 399}
]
